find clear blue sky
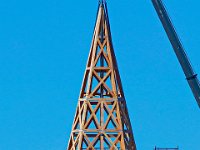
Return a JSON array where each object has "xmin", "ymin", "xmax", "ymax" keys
[{"xmin": 0, "ymin": 0, "xmax": 199, "ymax": 149}]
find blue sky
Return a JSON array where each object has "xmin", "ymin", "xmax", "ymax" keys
[{"xmin": 0, "ymin": 0, "xmax": 200, "ymax": 149}]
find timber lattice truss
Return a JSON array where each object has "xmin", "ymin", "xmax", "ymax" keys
[{"xmin": 67, "ymin": 1, "xmax": 136, "ymax": 150}]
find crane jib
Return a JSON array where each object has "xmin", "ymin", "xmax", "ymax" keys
[{"xmin": 151, "ymin": 0, "xmax": 200, "ymax": 108}]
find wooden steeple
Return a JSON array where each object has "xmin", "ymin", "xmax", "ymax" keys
[{"xmin": 67, "ymin": 1, "xmax": 136, "ymax": 149}]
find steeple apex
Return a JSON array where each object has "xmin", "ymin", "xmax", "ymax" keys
[{"xmin": 99, "ymin": 0, "xmax": 106, "ymax": 5}]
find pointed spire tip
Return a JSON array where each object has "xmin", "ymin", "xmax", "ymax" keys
[{"xmin": 99, "ymin": 0, "xmax": 106, "ymax": 5}]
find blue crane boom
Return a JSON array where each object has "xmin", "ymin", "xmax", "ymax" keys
[{"xmin": 152, "ymin": 0, "xmax": 200, "ymax": 108}]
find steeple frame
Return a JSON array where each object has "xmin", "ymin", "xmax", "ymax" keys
[{"xmin": 67, "ymin": 2, "xmax": 136, "ymax": 150}]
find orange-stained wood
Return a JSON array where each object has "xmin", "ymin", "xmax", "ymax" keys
[{"xmin": 67, "ymin": 2, "xmax": 136, "ymax": 150}]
